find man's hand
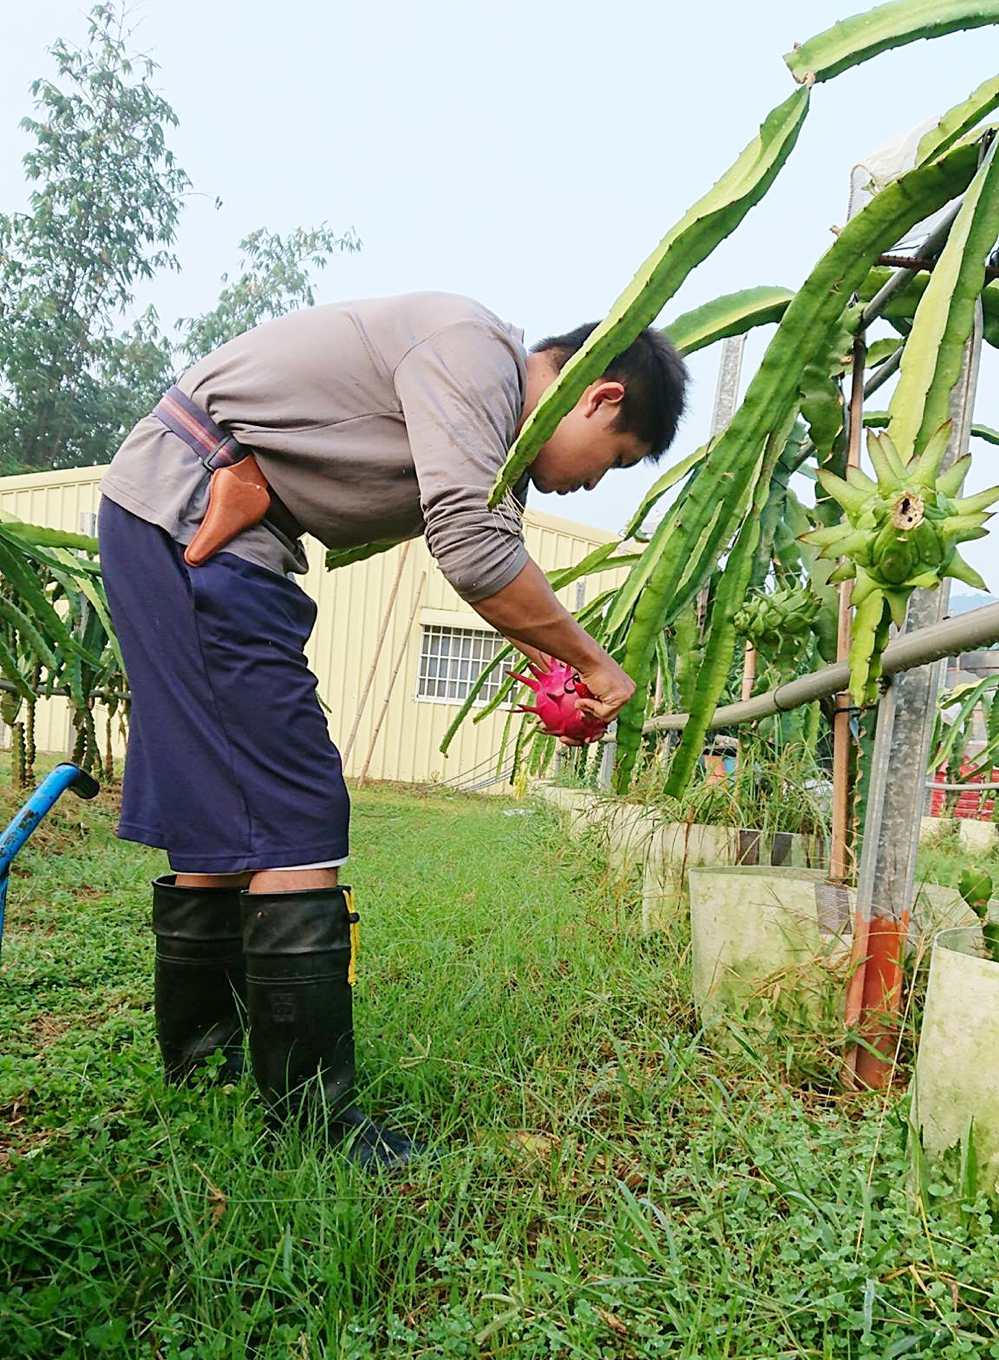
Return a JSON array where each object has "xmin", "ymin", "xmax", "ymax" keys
[
  {"xmin": 557, "ymin": 656, "xmax": 635, "ymax": 745},
  {"xmin": 472, "ymin": 560, "xmax": 636, "ymax": 733},
  {"xmin": 575, "ymin": 655, "xmax": 635, "ymax": 725}
]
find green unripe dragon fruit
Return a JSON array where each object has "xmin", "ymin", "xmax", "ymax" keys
[
  {"xmin": 800, "ymin": 421, "xmax": 999, "ymax": 706},
  {"xmin": 734, "ymin": 584, "xmax": 820, "ymax": 668}
]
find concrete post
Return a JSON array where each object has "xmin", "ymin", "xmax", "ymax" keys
[{"xmin": 848, "ymin": 305, "xmax": 983, "ymax": 1086}]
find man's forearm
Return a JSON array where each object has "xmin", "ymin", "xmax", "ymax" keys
[{"xmin": 471, "ymin": 561, "xmax": 602, "ymax": 671}]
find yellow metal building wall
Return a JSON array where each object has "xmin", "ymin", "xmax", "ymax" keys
[
  {"xmin": 0, "ymin": 466, "xmax": 627, "ymax": 790},
  {"xmin": 0, "ymin": 467, "xmax": 102, "ymax": 761}
]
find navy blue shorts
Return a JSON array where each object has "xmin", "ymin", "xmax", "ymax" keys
[{"xmin": 97, "ymin": 496, "xmax": 350, "ymax": 873}]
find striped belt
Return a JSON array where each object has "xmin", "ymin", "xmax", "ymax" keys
[{"xmin": 152, "ymin": 385, "xmax": 304, "ymax": 544}]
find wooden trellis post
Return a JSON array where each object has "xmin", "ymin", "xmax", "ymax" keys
[{"xmin": 829, "ymin": 334, "xmax": 867, "ymax": 883}]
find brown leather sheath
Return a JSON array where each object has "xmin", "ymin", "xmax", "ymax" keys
[{"xmin": 183, "ymin": 455, "xmax": 273, "ymax": 566}]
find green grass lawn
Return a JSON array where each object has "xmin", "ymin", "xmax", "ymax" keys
[{"xmin": 2, "ymin": 755, "xmax": 999, "ymax": 1358}]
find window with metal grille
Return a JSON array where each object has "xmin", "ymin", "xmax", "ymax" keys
[{"xmin": 416, "ymin": 624, "xmax": 507, "ymax": 704}]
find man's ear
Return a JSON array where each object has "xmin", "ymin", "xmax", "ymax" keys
[{"xmin": 585, "ymin": 379, "xmax": 625, "ymax": 417}]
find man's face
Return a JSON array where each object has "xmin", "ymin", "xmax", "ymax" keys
[{"xmin": 528, "ymin": 380, "xmax": 650, "ymax": 496}]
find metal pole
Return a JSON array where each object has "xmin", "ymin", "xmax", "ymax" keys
[
  {"xmin": 926, "ymin": 780, "xmax": 999, "ymax": 791},
  {"xmin": 696, "ymin": 336, "xmax": 747, "ymax": 762},
  {"xmin": 846, "ymin": 304, "xmax": 983, "ymax": 1089},
  {"xmin": 643, "ymin": 600, "xmax": 999, "ymax": 733},
  {"xmin": 698, "ymin": 336, "xmax": 746, "ymax": 636},
  {"xmin": 710, "ymin": 336, "xmax": 746, "ymax": 438},
  {"xmin": 598, "ymin": 721, "xmax": 617, "ymax": 790}
]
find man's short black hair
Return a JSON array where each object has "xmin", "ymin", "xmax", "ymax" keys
[{"xmin": 531, "ymin": 323, "xmax": 688, "ymax": 461}]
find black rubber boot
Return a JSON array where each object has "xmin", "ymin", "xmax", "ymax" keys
[
  {"xmin": 241, "ymin": 884, "xmax": 419, "ymax": 1170},
  {"xmin": 151, "ymin": 875, "xmax": 248, "ymax": 1084}
]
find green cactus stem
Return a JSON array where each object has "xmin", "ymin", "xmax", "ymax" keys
[
  {"xmin": 664, "ymin": 286, "xmax": 794, "ymax": 357},
  {"xmin": 916, "ymin": 74, "xmax": 999, "ymax": 165},
  {"xmin": 612, "ymin": 141, "xmax": 981, "ymax": 789},
  {"xmin": 11, "ymin": 722, "xmax": 26, "ymax": 789},
  {"xmin": 959, "ymin": 868, "xmax": 999, "ymax": 962},
  {"xmin": 785, "ymin": 0, "xmax": 999, "ymax": 86},
  {"xmin": 803, "ymin": 424, "xmax": 999, "ymax": 704},
  {"xmin": 488, "ymin": 88, "xmax": 811, "ymax": 508}
]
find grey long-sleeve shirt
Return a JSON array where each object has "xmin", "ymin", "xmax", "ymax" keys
[{"xmin": 99, "ymin": 292, "xmax": 531, "ymax": 602}]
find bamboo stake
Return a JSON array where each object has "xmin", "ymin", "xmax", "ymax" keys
[
  {"xmin": 829, "ymin": 334, "xmax": 867, "ymax": 883},
  {"xmin": 358, "ymin": 571, "xmax": 427, "ymax": 786},
  {"xmin": 340, "ymin": 541, "xmax": 412, "ymax": 764},
  {"xmin": 732, "ymin": 643, "xmax": 758, "ymax": 779}
]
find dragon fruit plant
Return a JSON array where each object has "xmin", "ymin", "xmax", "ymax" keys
[
  {"xmin": 436, "ymin": 0, "xmax": 999, "ymax": 795},
  {"xmin": 802, "ymin": 424, "xmax": 999, "ymax": 705},
  {"xmin": 958, "ymin": 868, "xmax": 999, "ymax": 963},
  {"xmin": 508, "ymin": 656, "xmax": 608, "ymax": 744},
  {"xmin": 734, "ymin": 584, "xmax": 821, "ymax": 671}
]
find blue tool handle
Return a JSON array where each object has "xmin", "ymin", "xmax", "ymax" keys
[
  {"xmin": 0, "ymin": 762, "xmax": 100, "ymax": 876},
  {"xmin": 0, "ymin": 764, "xmax": 100, "ymax": 956}
]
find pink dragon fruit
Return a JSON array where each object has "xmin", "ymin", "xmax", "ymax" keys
[{"xmin": 507, "ymin": 655, "xmax": 608, "ymax": 744}]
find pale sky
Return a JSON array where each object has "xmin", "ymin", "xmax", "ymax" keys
[{"xmin": 3, "ymin": 1, "xmax": 998, "ymax": 588}]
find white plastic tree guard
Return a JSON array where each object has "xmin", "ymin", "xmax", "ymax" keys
[{"xmin": 913, "ymin": 927, "xmax": 999, "ymax": 1195}]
